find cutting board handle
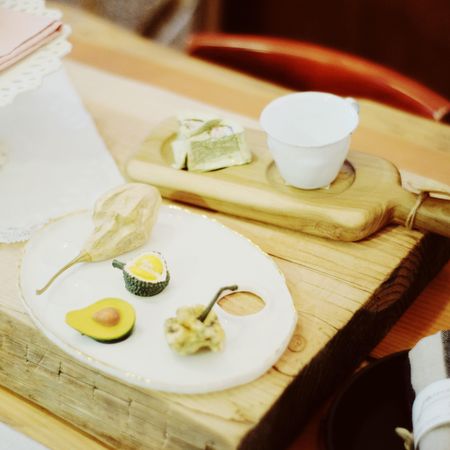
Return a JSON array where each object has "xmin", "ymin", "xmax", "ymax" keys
[{"xmin": 393, "ymin": 189, "xmax": 450, "ymax": 238}]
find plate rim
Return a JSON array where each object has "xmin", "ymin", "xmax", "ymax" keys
[{"xmin": 19, "ymin": 205, "xmax": 298, "ymax": 393}]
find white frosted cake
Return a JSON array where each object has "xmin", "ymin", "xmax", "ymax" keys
[{"xmin": 171, "ymin": 113, "xmax": 252, "ymax": 172}]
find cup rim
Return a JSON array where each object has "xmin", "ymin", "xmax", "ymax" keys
[{"xmin": 259, "ymin": 91, "xmax": 359, "ymax": 148}]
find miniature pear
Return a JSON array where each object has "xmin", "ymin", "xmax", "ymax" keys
[{"xmin": 37, "ymin": 183, "xmax": 161, "ymax": 295}]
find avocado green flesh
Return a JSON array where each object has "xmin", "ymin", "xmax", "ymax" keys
[{"xmin": 65, "ymin": 298, "xmax": 135, "ymax": 343}]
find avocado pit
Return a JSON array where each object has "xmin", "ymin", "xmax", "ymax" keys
[{"xmin": 92, "ymin": 307, "xmax": 121, "ymax": 327}]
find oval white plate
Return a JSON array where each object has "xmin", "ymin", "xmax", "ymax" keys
[{"xmin": 20, "ymin": 206, "xmax": 297, "ymax": 393}]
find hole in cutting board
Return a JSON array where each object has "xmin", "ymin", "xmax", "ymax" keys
[
  {"xmin": 218, "ymin": 291, "xmax": 266, "ymax": 316},
  {"xmin": 266, "ymin": 160, "xmax": 355, "ymax": 197}
]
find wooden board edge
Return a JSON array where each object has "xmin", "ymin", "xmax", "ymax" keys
[
  {"xmin": 238, "ymin": 232, "xmax": 450, "ymax": 449},
  {"xmin": 0, "ymin": 317, "xmax": 249, "ymax": 450}
]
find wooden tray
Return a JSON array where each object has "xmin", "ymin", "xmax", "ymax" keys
[
  {"xmin": 1, "ymin": 61, "xmax": 449, "ymax": 450},
  {"xmin": 127, "ymin": 118, "xmax": 450, "ymax": 241}
]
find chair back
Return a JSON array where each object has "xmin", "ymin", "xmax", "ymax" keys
[{"xmin": 188, "ymin": 33, "xmax": 450, "ymax": 121}]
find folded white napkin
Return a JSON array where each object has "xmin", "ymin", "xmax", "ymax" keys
[
  {"xmin": 409, "ymin": 330, "xmax": 450, "ymax": 450},
  {"xmin": 0, "ymin": 7, "xmax": 62, "ymax": 72}
]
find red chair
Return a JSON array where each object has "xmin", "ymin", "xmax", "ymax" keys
[{"xmin": 187, "ymin": 33, "xmax": 450, "ymax": 121}]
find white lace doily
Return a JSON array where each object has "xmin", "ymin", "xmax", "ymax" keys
[
  {"xmin": 0, "ymin": 67, "xmax": 124, "ymax": 242},
  {"xmin": 0, "ymin": 0, "xmax": 72, "ymax": 107}
]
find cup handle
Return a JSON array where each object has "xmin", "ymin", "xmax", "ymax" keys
[{"xmin": 345, "ymin": 97, "xmax": 360, "ymax": 114}]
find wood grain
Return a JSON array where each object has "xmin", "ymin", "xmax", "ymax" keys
[
  {"xmin": 128, "ymin": 119, "xmax": 450, "ymax": 240},
  {"xmin": 0, "ymin": 3, "xmax": 448, "ymax": 449},
  {"xmin": 1, "ymin": 214, "xmax": 448, "ymax": 450},
  {"xmin": 1, "ymin": 60, "xmax": 449, "ymax": 449},
  {"xmin": 0, "ymin": 386, "xmax": 108, "ymax": 450}
]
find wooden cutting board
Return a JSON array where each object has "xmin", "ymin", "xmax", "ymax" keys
[
  {"xmin": 127, "ymin": 117, "xmax": 450, "ymax": 242},
  {"xmin": 0, "ymin": 61, "xmax": 449, "ymax": 450}
]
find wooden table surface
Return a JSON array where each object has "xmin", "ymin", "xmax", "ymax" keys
[{"xmin": 0, "ymin": 4, "xmax": 449, "ymax": 449}]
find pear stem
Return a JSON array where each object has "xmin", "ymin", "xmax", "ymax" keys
[
  {"xmin": 197, "ymin": 285, "xmax": 238, "ymax": 322},
  {"xmin": 36, "ymin": 253, "xmax": 89, "ymax": 296}
]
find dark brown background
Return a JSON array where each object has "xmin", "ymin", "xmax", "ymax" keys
[{"xmin": 219, "ymin": 0, "xmax": 450, "ymax": 98}]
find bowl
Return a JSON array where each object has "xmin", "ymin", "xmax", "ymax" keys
[{"xmin": 325, "ymin": 351, "xmax": 413, "ymax": 450}]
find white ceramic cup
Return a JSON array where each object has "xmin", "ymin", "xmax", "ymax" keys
[{"xmin": 260, "ymin": 92, "xmax": 359, "ymax": 189}]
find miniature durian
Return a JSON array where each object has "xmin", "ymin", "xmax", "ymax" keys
[{"xmin": 113, "ymin": 252, "xmax": 169, "ymax": 297}]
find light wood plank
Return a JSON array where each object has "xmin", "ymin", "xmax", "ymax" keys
[
  {"xmin": 0, "ymin": 386, "xmax": 109, "ymax": 450},
  {"xmin": 1, "ymin": 62, "xmax": 448, "ymax": 449},
  {"xmin": 0, "ymin": 4, "xmax": 448, "ymax": 449}
]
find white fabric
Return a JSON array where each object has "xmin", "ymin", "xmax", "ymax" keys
[
  {"xmin": 0, "ymin": 422, "xmax": 48, "ymax": 450},
  {"xmin": 0, "ymin": 67, "xmax": 124, "ymax": 242},
  {"xmin": 409, "ymin": 331, "xmax": 450, "ymax": 450},
  {"xmin": 412, "ymin": 379, "xmax": 450, "ymax": 446},
  {"xmin": 410, "ymin": 332, "xmax": 447, "ymax": 392}
]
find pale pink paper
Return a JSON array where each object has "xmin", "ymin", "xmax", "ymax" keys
[{"xmin": 0, "ymin": 6, "xmax": 62, "ymax": 71}]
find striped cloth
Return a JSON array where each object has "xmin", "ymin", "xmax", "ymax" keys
[{"xmin": 409, "ymin": 330, "xmax": 450, "ymax": 450}]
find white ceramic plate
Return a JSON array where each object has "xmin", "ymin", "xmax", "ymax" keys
[{"xmin": 20, "ymin": 206, "xmax": 297, "ymax": 393}]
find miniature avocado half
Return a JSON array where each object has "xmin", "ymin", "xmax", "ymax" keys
[{"xmin": 65, "ymin": 298, "xmax": 136, "ymax": 343}]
